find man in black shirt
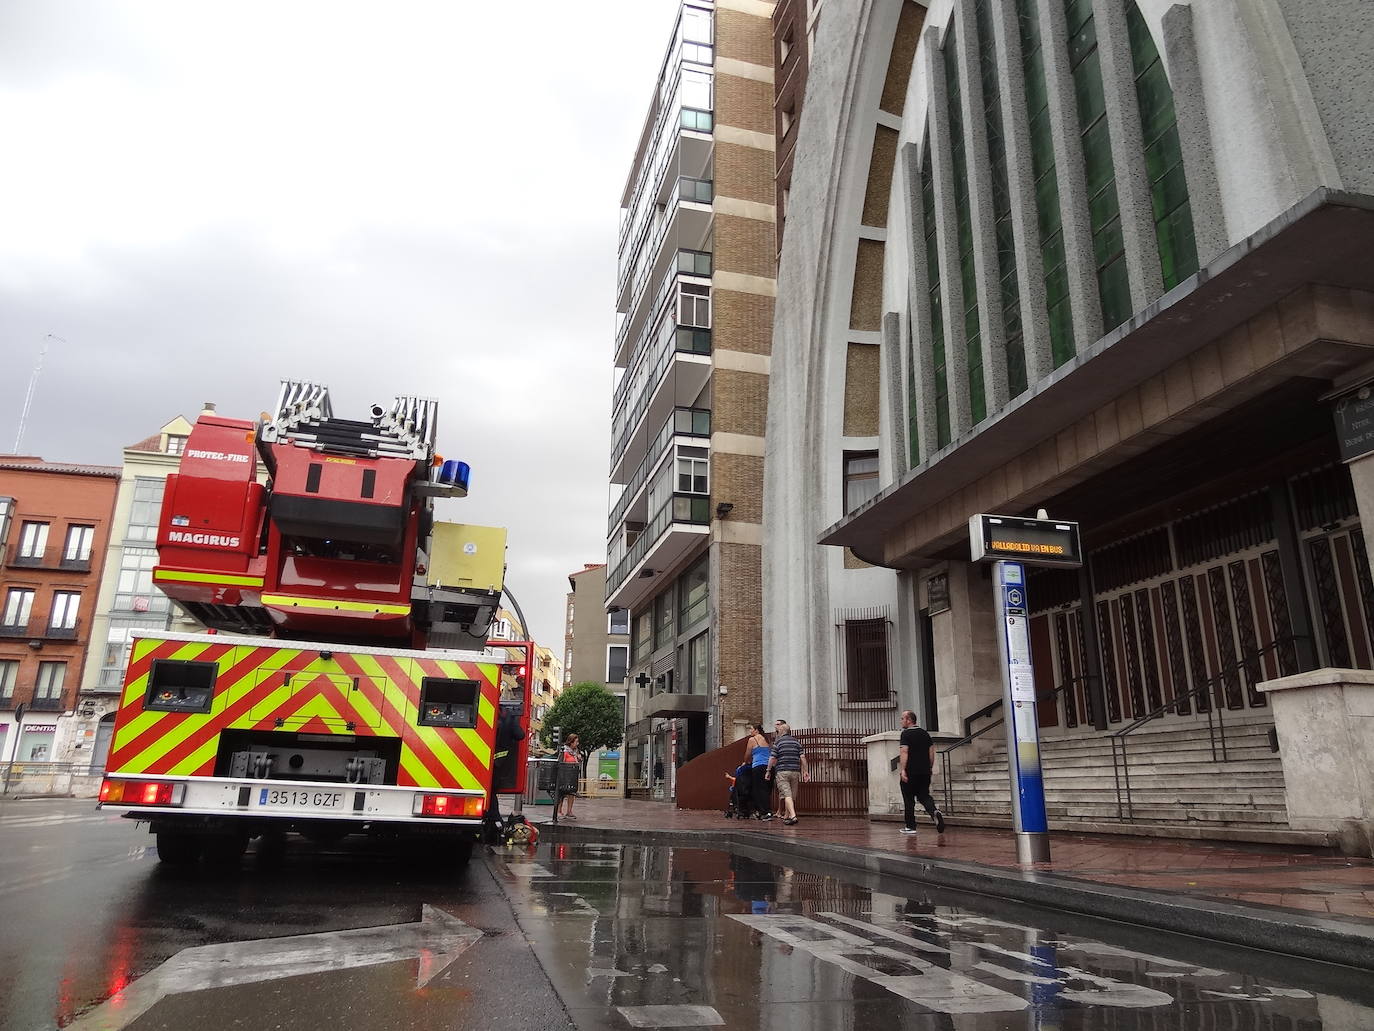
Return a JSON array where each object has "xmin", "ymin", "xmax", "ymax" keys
[{"xmin": 899, "ymin": 709, "xmax": 945, "ymax": 836}]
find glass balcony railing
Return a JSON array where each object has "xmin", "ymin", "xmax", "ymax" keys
[
  {"xmin": 607, "ymin": 493, "xmax": 712, "ymax": 598},
  {"xmin": 608, "ymin": 407, "xmax": 711, "ymax": 537},
  {"xmin": 611, "ymin": 317, "xmax": 712, "ymax": 471}
]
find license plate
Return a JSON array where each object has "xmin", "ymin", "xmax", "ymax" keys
[{"xmin": 257, "ymin": 788, "xmax": 345, "ymax": 810}]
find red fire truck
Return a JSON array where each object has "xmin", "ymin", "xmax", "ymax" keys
[{"xmin": 97, "ymin": 382, "xmax": 531, "ymax": 867}]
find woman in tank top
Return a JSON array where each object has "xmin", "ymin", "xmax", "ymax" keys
[{"xmin": 744, "ymin": 724, "xmax": 773, "ymax": 820}]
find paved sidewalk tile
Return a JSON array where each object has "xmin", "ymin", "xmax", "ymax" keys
[{"xmin": 523, "ymin": 798, "xmax": 1374, "ymax": 923}]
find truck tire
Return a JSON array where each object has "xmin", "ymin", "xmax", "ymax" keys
[
  {"xmin": 202, "ymin": 834, "xmax": 249, "ymax": 867},
  {"xmin": 156, "ymin": 831, "xmax": 202, "ymax": 866}
]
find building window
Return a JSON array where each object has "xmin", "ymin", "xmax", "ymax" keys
[
  {"xmin": 3, "ymin": 588, "xmax": 35, "ymax": 628},
  {"xmin": 676, "ymin": 446, "xmax": 709, "ymax": 494},
  {"xmin": 679, "ymin": 557, "xmax": 709, "ymax": 630},
  {"xmin": 1064, "ymin": 0, "xmax": 1130, "ymax": 331},
  {"xmin": 35, "ymin": 661, "xmax": 65, "ymax": 700},
  {"xmin": 115, "ymin": 547, "xmax": 167, "ymax": 614},
  {"xmin": 1017, "ymin": 0, "xmax": 1076, "ymax": 366},
  {"xmin": 678, "ymin": 283, "xmax": 711, "ymax": 328},
  {"xmin": 0, "ymin": 659, "xmax": 16, "ymax": 699},
  {"xmin": 633, "ymin": 611, "xmax": 652, "ymax": 663},
  {"xmin": 654, "ymin": 590, "xmax": 674, "ymax": 650},
  {"xmin": 919, "ymin": 139, "xmax": 950, "ymax": 448},
  {"xmin": 844, "ymin": 618, "xmax": 891, "ymax": 703},
  {"xmin": 843, "ymin": 452, "xmax": 881, "ymax": 513},
  {"xmin": 607, "ymin": 645, "xmax": 629, "ymax": 685},
  {"xmin": 126, "ymin": 477, "xmax": 165, "ymax": 543},
  {"xmin": 687, "ymin": 632, "xmax": 709, "ymax": 694},
  {"xmin": 609, "ymin": 608, "xmax": 630, "ymax": 636},
  {"xmin": 165, "ymin": 434, "xmax": 188, "ymax": 455},
  {"xmin": 1125, "ymin": 2, "xmax": 1198, "ymax": 289},
  {"xmin": 944, "ymin": 33, "xmax": 986, "ymax": 425},
  {"xmin": 975, "ymin": 0, "xmax": 1027, "ymax": 397},
  {"xmin": 49, "ymin": 592, "xmax": 80, "ymax": 631},
  {"xmin": 17, "ymin": 521, "xmax": 48, "ymax": 561},
  {"xmin": 682, "ymin": 5, "xmax": 713, "ymax": 44},
  {"xmin": 63, "ymin": 524, "xmax": 95, "ymax": 563}
]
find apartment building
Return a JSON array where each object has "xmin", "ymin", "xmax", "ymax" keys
[
  {"xmin": 608, "ymin": 0, "xmax": 779, "ymax": 794},
  {"xmin": 71, "ymin": 413, "xmax": 211, "ymax": 765},
  {"xmin": 0, "ymin": 456, "xmax": 119, "ymax": 763}
]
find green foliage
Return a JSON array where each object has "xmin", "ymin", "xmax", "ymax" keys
[{"xmin": 542, "ymin": 681, "xmax": 624, "ymax": 771}]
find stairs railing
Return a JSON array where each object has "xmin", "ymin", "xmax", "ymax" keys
[
  {"xmin": 1110, "ymin": 636, "xmax": 1306, "ymax": 820},
  {"xmin": 936, "ymin": 675, "xmax": 1095, "ymax": 813}
]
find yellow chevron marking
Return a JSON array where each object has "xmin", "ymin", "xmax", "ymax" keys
[
  {"xmin": 168, "ymin": 736, "xmax": 220, "ymax": 777},
  {"xmin": 400, "ymin": 750, "xmax": 439, "ymax": 788}
]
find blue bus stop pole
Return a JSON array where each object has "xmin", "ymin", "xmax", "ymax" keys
[{"xmin": 994, "ymin": 560, "xmax": 1051, "ymax": 863}]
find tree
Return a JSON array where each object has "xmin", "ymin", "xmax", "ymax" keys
[{"xmin": 542, "ymin": 681, "xmax": 623, "ymax": 773}]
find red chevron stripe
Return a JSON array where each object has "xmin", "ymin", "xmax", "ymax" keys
[
  {"xmin": 131, "ymin": 649, "xmax": 322, "ymax": 774},
  {"xmin": 368, "ymin": 654, "xmax": 461, "ymax": 789},
  {"xmin": 406, "ymin": 655, "xmax": 495, "ymax": 781},
  {"xmin": 109, "ymin": 642, "xmax": 281, "ymax": 769}
]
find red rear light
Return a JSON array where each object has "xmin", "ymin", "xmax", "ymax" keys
[
  {"xmin": 99, "ymin": 779, "xmax": 183, "ymax": 807},
  {"xmin": 415, "ymin": 794, "xmax": 485, "ymax": 818}
]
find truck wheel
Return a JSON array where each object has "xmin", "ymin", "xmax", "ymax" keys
[
  {"xmin": 156, "ymin": 831, "xmax": 202, "ymax": 866},
  {"xmin": 202, "ymin": 834, "xmax": 249, "ymax": 867}
]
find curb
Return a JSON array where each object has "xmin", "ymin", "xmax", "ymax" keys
[{"xmin": 541, "ymin": 822, "xmax": 1374, "ymax": 972}]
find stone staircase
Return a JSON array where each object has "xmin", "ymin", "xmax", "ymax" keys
[{"xmin": 938, "ymin": 715, "xmax": 1333, "ymax": 846}]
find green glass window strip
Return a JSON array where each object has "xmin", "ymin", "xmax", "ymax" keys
[
  {"xmin": 975, "ymin": 0, "xmax": 1027, "ymax": 397},
  {"xmin": 1125, "ymin": 2, "xmax": 1198, "ymax": 290},
  {"xmin": 1017, "ymin": 0, "xmax": 1075, "ymax": 368},
  {"xmin": 1064, "ymin": 0, "xmax": 1130, "ymax": 332},
  {"xmin": 921, "ymin": 141, "xmax": 951, "ymax": 448},
  {"xmin": 944, "ymin": 35, "xmax": 986, "ymax": 425}
]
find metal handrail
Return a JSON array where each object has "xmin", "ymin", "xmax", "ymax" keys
[
  {"xmin": 1110, "ymin": 635, "xmax": 1307, "ymax": 820},
  {"xmin": 936, "ymin": 675, "xmax": 1095, "ymax": 813}
]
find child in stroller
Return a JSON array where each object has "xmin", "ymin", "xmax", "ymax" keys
[{"xmin": 724, "ymin": 762, "xmax": 755, "ymax": 819}]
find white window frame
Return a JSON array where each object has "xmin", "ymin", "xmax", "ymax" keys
[
  {"xmin": 2, "ymin": 588, "xmax": 35, "ymax": 628},
  {"xmin": 50, "ymin": 591, "xmax": 80, "ymax": 630},
  {"xmin": 64, "ymin": 524, "xmax": 95, "ymax": 562},
  {"xmin": 18, "ymin": 521, "xmax": 48, "ymax": 560},
  {"xmin": 606, "ymin": 644, "xmax": 629, "ymax": 685},
  {"xmin": 34, "ymin": 661, "xmax": 65, "ymax": 700},
  {"xmin": 0, "ymin": 659, "xmax": 17, "ymax": 698}
]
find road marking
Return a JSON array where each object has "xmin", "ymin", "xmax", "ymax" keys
[
  {"xmin": 730, "ymin": 914, "xmax": 1027, "ymax": 1014},
  {"xmin": 0, "ymin": 814, "xmax": 110, "ymax": 828},
  {"xmin": 617, "ymin": 1005, "xmax": 724, "ymax": 1028},
  {"xmin": 504, "ymin": 862, "xmax": 555, "ymax": 878},
  {"xmin": 68, "ymin": 905, "xmax": 481, "ymax": 1031},
  {"xmin": 822, "ymin": 912, "xmax": 1172, "ymax": 1009}
]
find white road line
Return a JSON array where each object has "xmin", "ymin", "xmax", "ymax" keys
[
  {"xmin": 617, "ymin": 1005, "xmax": 724, "ymax": 1028},
  {"xmin": 730, "ymin": 914, "xmax": 1027, "ymax": 1015}
]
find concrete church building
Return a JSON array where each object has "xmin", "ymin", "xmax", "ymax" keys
[{"xmin": 765, "ymin": 0, "xmax": 1374, "ymax": 847}]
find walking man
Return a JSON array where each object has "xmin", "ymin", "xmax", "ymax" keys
[
  {"xmin": 899, "ymin": 709, "xmax": 945, "ymax": 837},
  {"xmin": 765, "ymin": 720, "xmax": 809, "ymax": 826}
]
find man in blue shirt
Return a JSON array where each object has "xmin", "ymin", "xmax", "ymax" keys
[{"xmin": 765, "ymin": 719, "xmax": 809, "ymax": 825}]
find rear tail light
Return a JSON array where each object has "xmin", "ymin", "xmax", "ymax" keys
[
  {"xmin": 99, "ymin": 779, "xmax": 185, "ymax": 806},
  {"xmin": 414, "ymin": 793, "xmax": 485, "ymax": 818}
]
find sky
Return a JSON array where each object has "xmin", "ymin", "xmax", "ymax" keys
[{"xmin": 0, "ymin": 1, "xmax": 678, "ymax": 651}]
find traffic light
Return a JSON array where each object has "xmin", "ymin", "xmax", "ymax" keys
[{"xmin": 551, "ymin": 726, "xmax": 561, "ymax": 750}]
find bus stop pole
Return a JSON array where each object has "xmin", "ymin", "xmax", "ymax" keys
[{"xmin": 993, "ymin": 560, "xmax": 1051, "ymax": 864}]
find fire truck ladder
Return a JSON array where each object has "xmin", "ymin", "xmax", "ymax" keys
[{"xmin": 258, "ymin": 381, "xmax": 438, "ymax": 463}]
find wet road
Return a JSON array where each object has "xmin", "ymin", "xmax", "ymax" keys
[{"xmin": 3, "ymin": 799, "xmax": 1373, "ymax": 1030}]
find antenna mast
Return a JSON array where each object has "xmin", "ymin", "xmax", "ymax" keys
[{"xmin": 14, "ymin": 334, "xmax": 59, "ymax": 454}]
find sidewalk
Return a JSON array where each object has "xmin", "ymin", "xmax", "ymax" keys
[{"xmin": 527, "ymin": 797, "xmax": 1374, "ymax": 970}]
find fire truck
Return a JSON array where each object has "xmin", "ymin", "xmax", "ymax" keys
[{"xmin": 97, "ymin": 382, "xmax": 532, "ymax": 867}]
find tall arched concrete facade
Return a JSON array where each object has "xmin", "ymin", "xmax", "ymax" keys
[
  {"xmin": 766, "ymin": 0, "xmax": 1374, "ymax": 746},
  {"xmin": 763, "ymin": 1, "xmax": 927, "ymax": 730}
]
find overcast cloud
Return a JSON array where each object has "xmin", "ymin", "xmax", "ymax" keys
[{"xmin": 0, "ymin": 1, "xmax": 677, "ymax": 650}]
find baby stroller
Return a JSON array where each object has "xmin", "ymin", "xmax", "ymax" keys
[{"xmin": 724, "ymin": 763, "xmax": 754, "ymax": 819}]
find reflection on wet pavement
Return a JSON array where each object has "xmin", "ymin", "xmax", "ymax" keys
[{"xmin": 496, "ymin": 841, "xmax": 1373, "ymax": 1030}]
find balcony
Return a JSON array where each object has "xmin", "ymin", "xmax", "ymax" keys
[
  {"xmin": 609, "ymin": 407, "xmax": 711, "ymax": 537},
  {"xmin": 618, "ymin": 168, "xmax": 716, "ymax": 329},
  {"xmin": 0, "ymin": 619, "xmax": 82, "ymax": 641},
  {"xmin": 606, "ymin": 493, "xmax": 711, "ymax": 610},
  {"xmin": 27, "ymin": 697, "xmax": 64, "ymax": 712},
  {"xmin": 0, "ymin": 622, "xmax": 31, "ymax": 639}
]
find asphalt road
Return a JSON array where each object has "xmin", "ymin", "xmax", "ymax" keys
[{"xmin": 3, "ymin": 798, "xmax": 1373, "ymax": 1031}]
